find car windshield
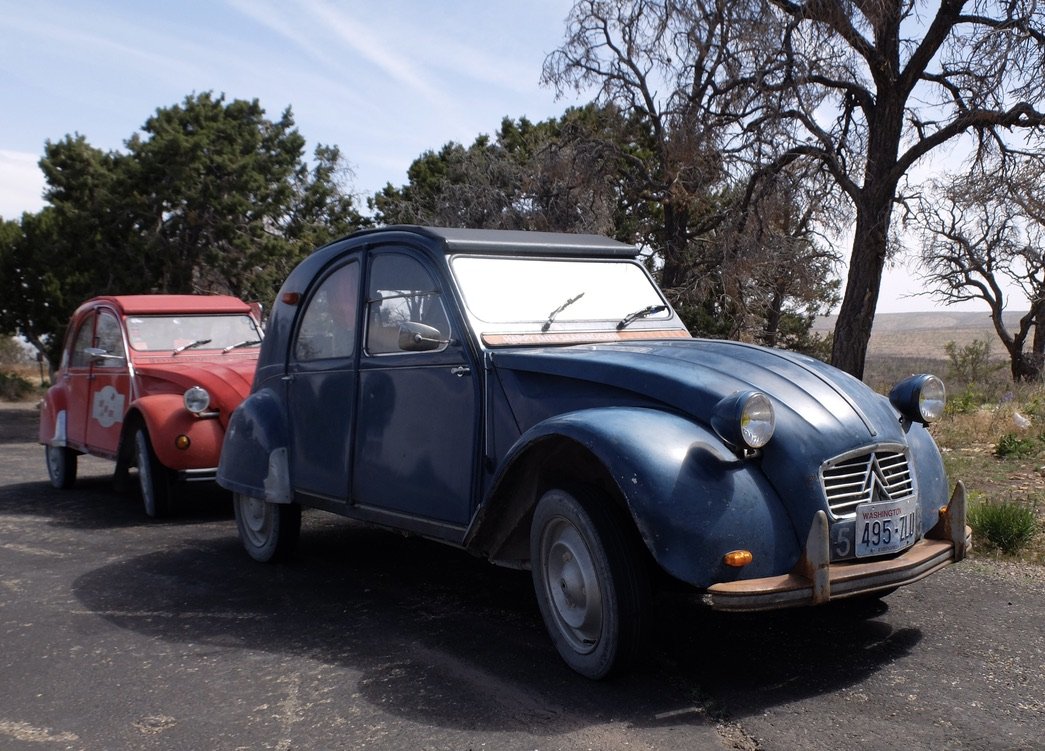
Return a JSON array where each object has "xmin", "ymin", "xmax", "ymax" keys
[
  {"xmin": 451, "ymin": 257, "xmax": 669, "ymax": 328},
  {"xmin": 125, "ymin": 314, "xmax": 262, "ymax": 352}
]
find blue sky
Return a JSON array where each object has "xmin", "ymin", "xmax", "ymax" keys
[
  {"xmin": 0, "ymin": 0, "xmax": 990, "ymax": 313},
  {"xmin": 0, "ymin": 0, "xmax": 575, "ymax": 212}
]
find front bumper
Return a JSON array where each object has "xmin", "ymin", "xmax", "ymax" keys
[{"xmin": 704, "ymin": 482, "xmax": 971, "ymax": 612}]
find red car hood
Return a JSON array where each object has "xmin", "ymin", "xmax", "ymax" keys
[{"xmin": 134, "ymin": 358, "xmax": 257, "ymax": 420}]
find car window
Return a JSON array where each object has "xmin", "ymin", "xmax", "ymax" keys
[
  {"xmin": 69, "ymin": 314, "xmax": 96, "ymax": 369},
  {"xmin": 365, "ymin": 253, "xmax": 450, "ymax": 355},
  {"xmin": 94, "ymin": 311, "xmax": 126, "ymax": 368},
  {"xmin": 294, "ymin": 261, "xmax": 360, "ymax": 361}
]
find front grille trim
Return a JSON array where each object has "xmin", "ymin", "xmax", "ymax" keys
[{"xmin": 820, "ymin": 443, "xmax": 915, "ymax": 519}]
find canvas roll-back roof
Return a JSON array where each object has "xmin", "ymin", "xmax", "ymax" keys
[
  {"xmin": 89, "ymin": 295, "xmax": 251, "ymax": 315},
  {"xmin": 351, "ymin": 225, "xmax": 639, "ymax": 257}
]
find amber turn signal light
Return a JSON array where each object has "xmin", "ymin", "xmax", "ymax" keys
[
  {"xmin": 281, "ymin": 291, "xmax": 301, "ymax": 305},
  {"xmin": 175, "ymin": 435, "xmax": 191, "ymax": 450},
  {"xmin": 723, "ymin": 550, "xmax": 753, "ymax": 567}
]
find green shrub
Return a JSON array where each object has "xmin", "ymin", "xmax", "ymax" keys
[
  {"xmin": 0, "ymin": 371, "xmax": 36, "ymax": 401},
  {"xmin": 968, "ymin": 500, "xmax": 1039, "ymax": 555},
  {"xmin": 994, "ymin": 432, "xmax": 1041, "ymax": 459},
  {"xmin": 946, "ymin": 386, "xmax": 984, "ymax": 415},
  {"xmin": 945, "ymin": 339, "xmax": 1002, "ymax": 386}
]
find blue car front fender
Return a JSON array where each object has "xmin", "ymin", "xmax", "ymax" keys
[{"xmin": 468, "ymin": 407, "xmax": 803, "ymax": 588}]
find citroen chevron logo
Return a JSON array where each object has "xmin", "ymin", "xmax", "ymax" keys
[{"xmin": 863, "ymin": 455, "xmax": 891, "ymax": 501}]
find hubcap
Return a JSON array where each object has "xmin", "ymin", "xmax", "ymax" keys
[
  {"xmin": 238, "ymin": 495, "xmax": 272, "ymax": 548},
  {"xmin": 541, "ymin": 517, "xmax": 602, "ymax": 653}
]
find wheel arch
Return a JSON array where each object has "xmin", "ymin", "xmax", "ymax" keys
[
  {"xmin": 465, "ymin": 407, "xmax": 800, "ymax": 588},
  {"xmin": 467, "ymin": 433, "xmax": 635, "ymax": 569}
]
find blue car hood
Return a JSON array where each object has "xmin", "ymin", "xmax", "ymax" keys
[{"xmin": 490, "ymin": 339, "xmax": 906, "ymax": 453}]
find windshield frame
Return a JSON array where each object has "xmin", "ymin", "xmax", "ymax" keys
[{"xmin": 125, "ymin": 313, "xmax": 263, "ymax": 353}]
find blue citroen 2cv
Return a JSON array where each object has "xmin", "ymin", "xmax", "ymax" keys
[{"xmin": 218, "ymin": 226, "xmax": 970, "ymax": 679}]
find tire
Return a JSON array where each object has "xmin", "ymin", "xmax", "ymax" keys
[
  {"xmin": 530, "ymin": 487, "xmax": 651, "ymax": 679},
  {"xmin": 45, "ymin": 444, "xmax": 77, "ymax": 489},
  {"xmin": 233, "ymin": 492, "xmax": 302, "ymax": 563},
  {"xmin": 134, "ymin": 426, "xmax": 172, "ymax": 518}
]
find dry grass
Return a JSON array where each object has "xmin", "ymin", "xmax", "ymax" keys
[{"xmin": 930, "ymin": 391, "xmax": 1045, "ymax": 566}]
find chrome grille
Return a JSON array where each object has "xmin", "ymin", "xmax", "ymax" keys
[{"xmin": 820, "ymin": 449, "xmax": 914, "ymax": 518}]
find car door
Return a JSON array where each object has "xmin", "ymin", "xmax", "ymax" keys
[
  {"xmin": 83, "ymin": 308, "xmax": 130, "ymax": 455},
  {"xmin": 62, "ymin": 311, "xmax": 97, "ymax": 449},
  {"xmin": 286, "ymin": 259, "xmax": 362, "ymax": 502},
  {"xmin": 352, "ymin": 248, "xmax": 480, "ymax": 526}
]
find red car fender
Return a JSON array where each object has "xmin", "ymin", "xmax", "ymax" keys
[
  {"xmin": 129, "ymin": 395, "xmax": 225, "ymax": 471},
  {"xmin": 39, "ymin": 385, "xmax": 68, "ymax": 445}
]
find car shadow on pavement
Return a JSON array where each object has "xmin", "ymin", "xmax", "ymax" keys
[
  {"xmin": 0, "ymin": 476, "xmax": 233, "ymax": 530},
  {"xmin": 69, "ymin": 510, "xmax": 924, "ymax": 734}
]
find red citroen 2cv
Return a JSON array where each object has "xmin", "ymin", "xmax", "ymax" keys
[{"xmin": 39, "ymin": 295, "xmax": 262, "ymax": 517}]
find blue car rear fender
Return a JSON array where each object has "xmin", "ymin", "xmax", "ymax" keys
[{"xmin": 216, "ymin": 387, "xmax": 292, "ymax": 503}]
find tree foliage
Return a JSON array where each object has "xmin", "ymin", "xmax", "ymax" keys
[
  {"xmin": 372, "ymin": 107, "xmax": 628, "ymax": 234},
  {"xmin": 0, "ymin": 93, "xmax": 367, "ymax": 367},
  {"xmin": 376, "ymin": 3, "xmax": 842, "ymax": 346},
  {"xmin": 541, "ymin": 0, "xmax": 842, "ymax": 343}
]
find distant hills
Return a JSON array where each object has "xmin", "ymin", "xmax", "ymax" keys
[{"xmin": 813, "ymin": 310, "xmax": 1025, "ymax": 359}]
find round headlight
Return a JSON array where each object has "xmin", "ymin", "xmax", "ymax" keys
[
  {"xmin": 917, "ymin": 375, "xmax": 946, "ymax": 422},
  {"xmin": 183, "ymin": 386, "xmax": 211, "ymax": 414},
  {"xmin": 712, "ymin": 391, "xmax": 776, "ymax": 450},
  {"xmin": 740, "ymin": 392, "xmax": 776, "ymax": 448},
  {"xmin": 889, "ymin": 374, "xmax": 946, "ymax": 424}
]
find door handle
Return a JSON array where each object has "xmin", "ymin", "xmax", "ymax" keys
[{"xmin": 450, "ymin": 366, "xmax": 471, "ymax": 377}]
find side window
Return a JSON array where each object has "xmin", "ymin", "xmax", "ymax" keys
[
  {"xmin": 94, "ymin": 311, "xmax": 125, "ymax": 368},
  {"xmin": 294, "ymin": 261, "xmax": 360, "ymax": 361},
  {"xmin": 69, "ymin": 314, "xmax": 96, "ymax": 368},
  {"xmin": 365, "ymin": 253, "xmax": 450, "ymax": 355}
]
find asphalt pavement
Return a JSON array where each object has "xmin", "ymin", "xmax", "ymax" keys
[{"xmin": 1, "ymin": 403, "xmax": 1043, "ymax": 750}]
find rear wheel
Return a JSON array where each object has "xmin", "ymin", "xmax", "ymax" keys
[
  {"xmin": 134, "ymin": 426, "xmax": 172, "ymax": 518},
  {"xmin": 530, "ymin": 487, "xmax": 650, "ymax": 679},
  {"xmin": 233, "ymin": 492, "xmax": 301, "ymax": 563},
  {"xmin": 45, "ymin": 445, "xmax": 77, "ymax": 489}
]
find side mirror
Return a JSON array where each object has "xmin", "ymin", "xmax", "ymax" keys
[{"xmin": 398, "ymin": 321, "xmax": 448, "ymax": 352}]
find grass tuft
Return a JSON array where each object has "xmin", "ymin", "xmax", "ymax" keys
[{"xmin": 968, "ymin": 500, "xmax": 1039, "ymax": 555}]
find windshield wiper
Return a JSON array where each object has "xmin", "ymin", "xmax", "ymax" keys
[
  {"xmin": 172, "ymin": 338, "xmax": 212, "ymax": 355},
  {"xmin": 222, "ymin": 339, "xmax": 262, "ymax": 353},
  {"xmin": 542, "ymin": 292, "xmax": 585, "ymax": 332},
  {"xmin": 616, "ymin": 304, "xmax": 668, "ymax": 330}
]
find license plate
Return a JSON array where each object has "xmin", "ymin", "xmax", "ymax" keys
[{"xmin": 854, "ymin": 497, "xmax": 918, "ymax": 558}]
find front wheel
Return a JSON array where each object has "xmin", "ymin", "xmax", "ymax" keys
[
  {"xmin": 45, "ymin": 444, "xmax": 77, "ymax": 489},
  {"xmin": 530, "ymin": 487, "xmax": 651, "ymax": 680},
  {"xmin": 233, "ymin": 493, "xmax": 301, "ymax": 563},
  {"xmin": 134, "ymin": 427, "xmax": 172, "ymax": 518}
]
